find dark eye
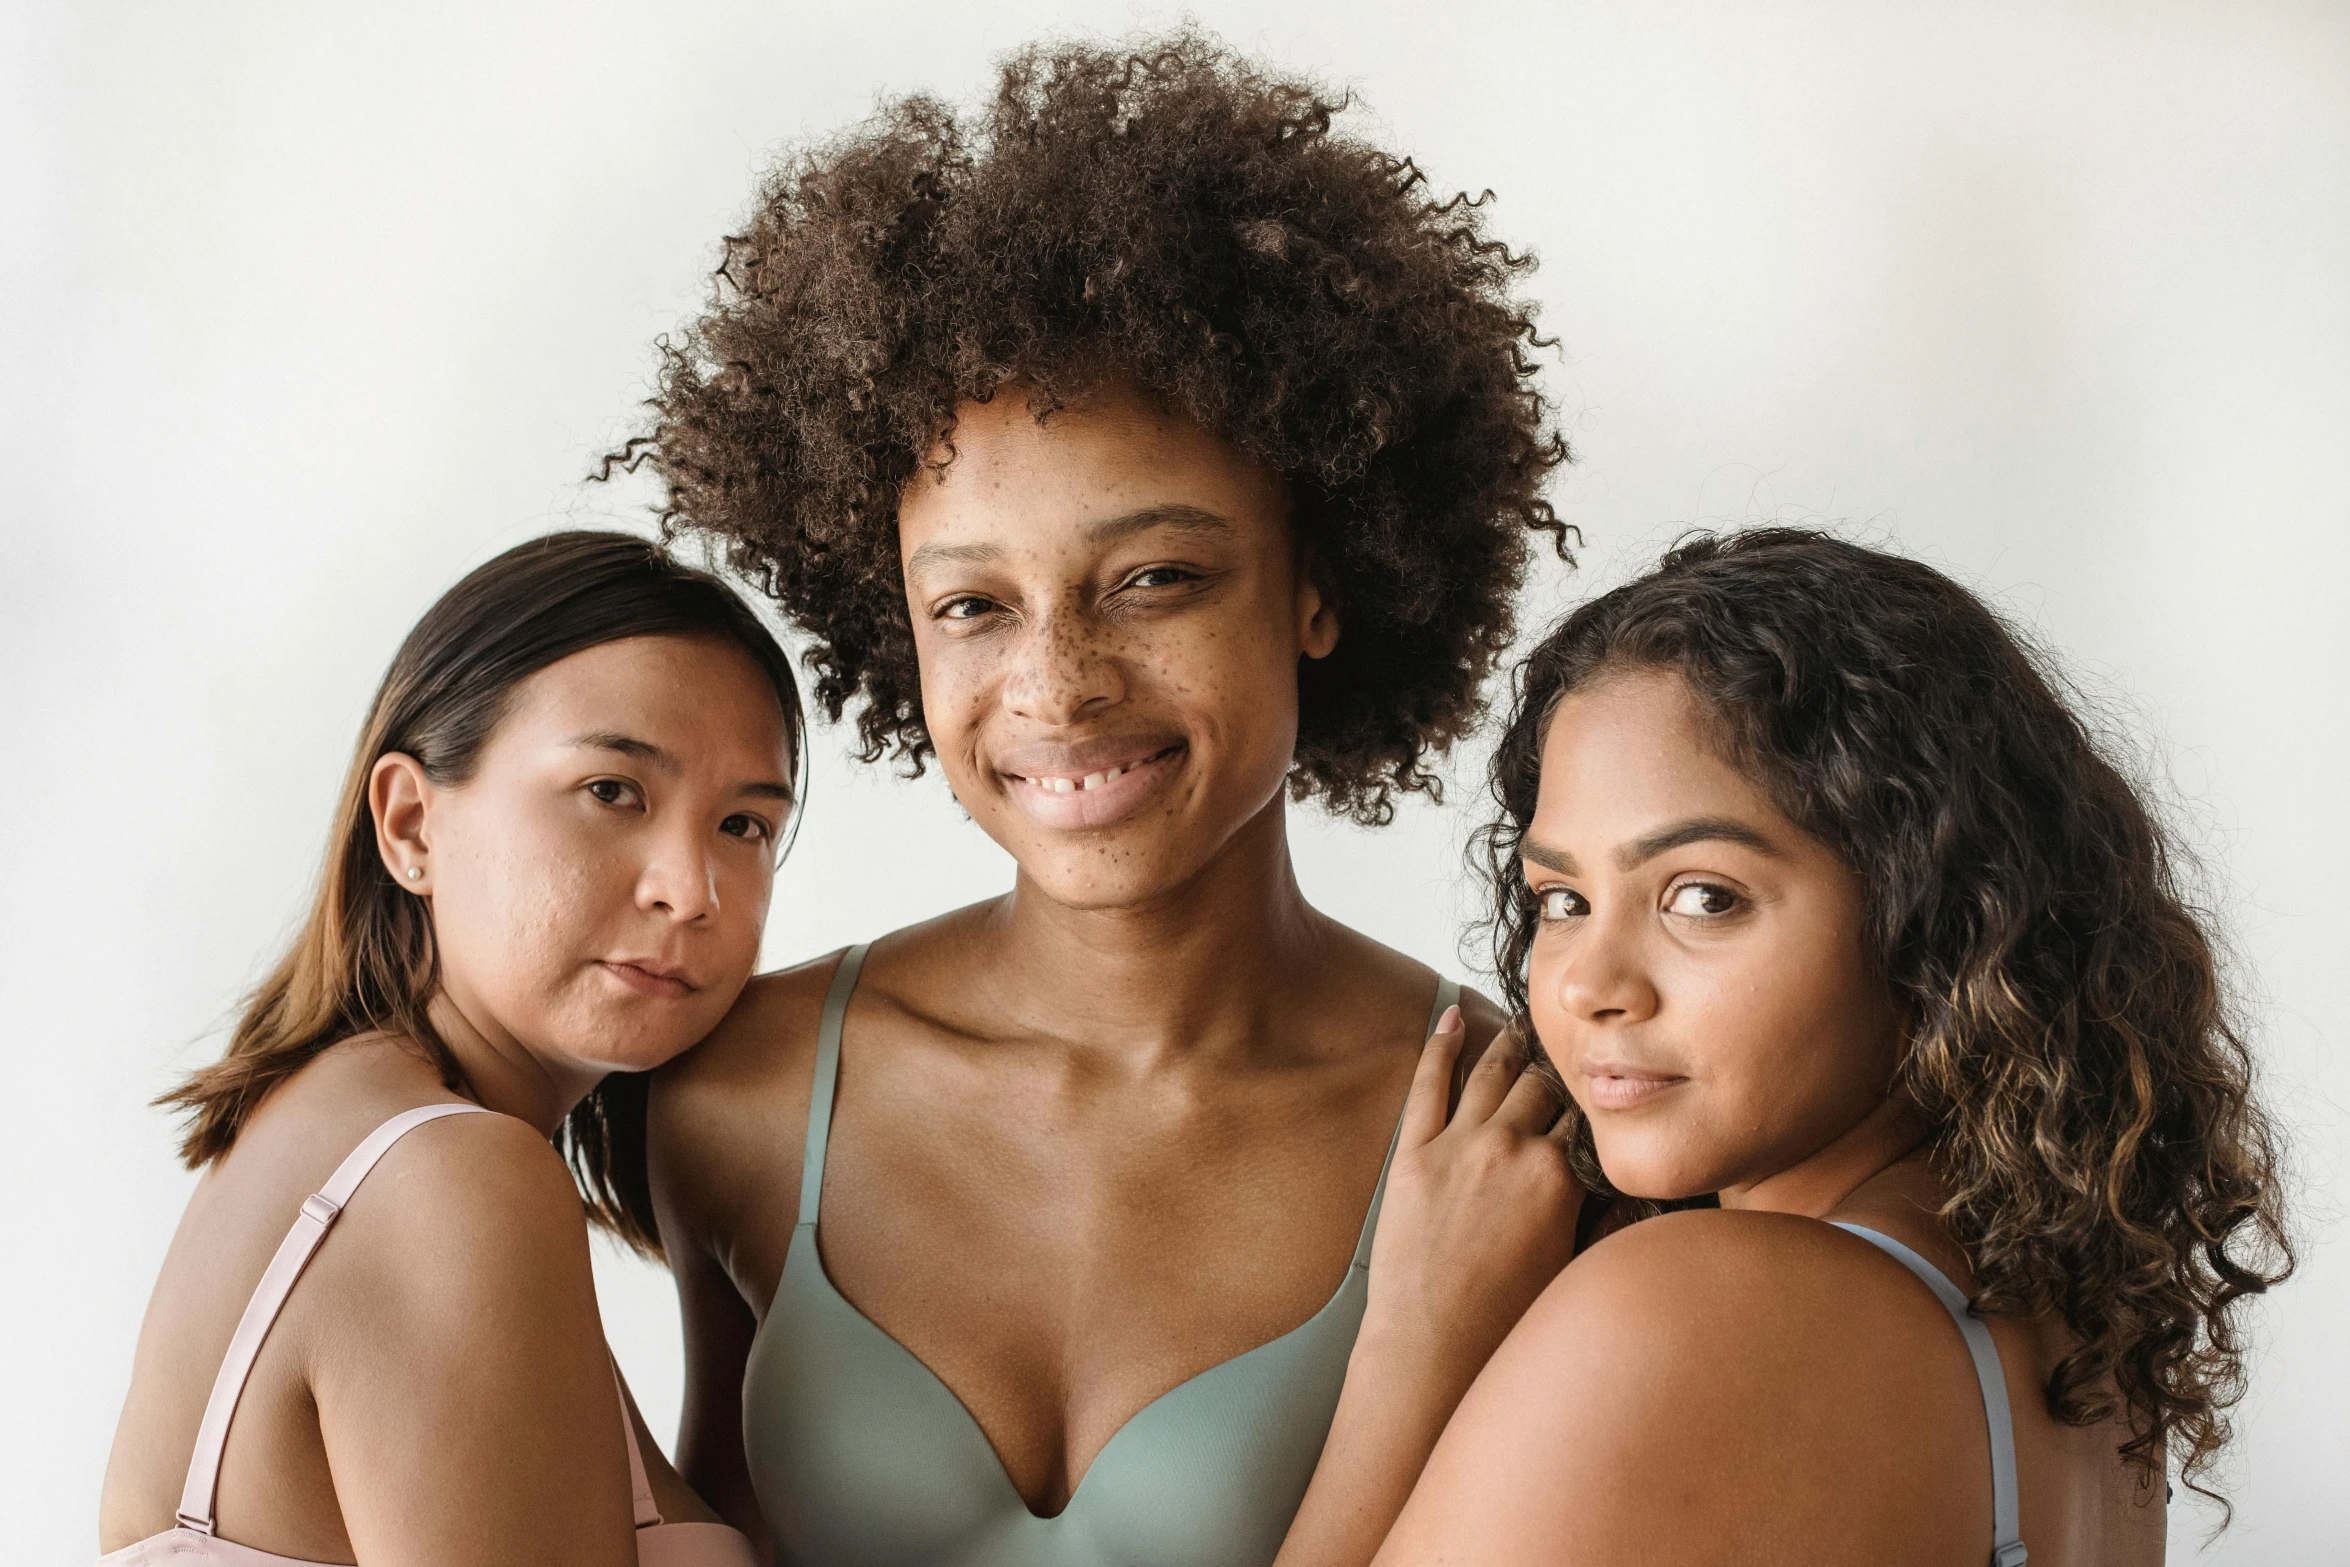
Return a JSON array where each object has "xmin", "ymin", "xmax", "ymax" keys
[
  {"xmin": 585, "ymin": 778, "xmax": 640, "ymax": 808},
  {"xmin": 720, "ymin": 812, "xmax": 773, "ymax": 844},
  {"xmin": 939, "ymin": 595, "xmax": 996, "ymax": 621},
  {"xmin": 1537, "ymin": 887, "xmax": 1588, "ymax": 921},
  {"xmin": 1127, "ymin": 566, "xmax": 1193, "ymax": 590},
  {"xmin": 1664, "ymin": 882, "xmax": 1741, "ymax": 917}
]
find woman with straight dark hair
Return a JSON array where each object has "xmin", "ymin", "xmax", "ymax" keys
[
  {"xmin": 1370, "ymin": 529, "xmax": 2291, "ymax": 1566},
  {"xmin": 100, "ymin": 531, "xmax": 793, "ymax": 1567}
]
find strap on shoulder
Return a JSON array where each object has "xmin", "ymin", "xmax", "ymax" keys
[
  {"xmin": 612, "ymin": 1362, "xmax": 663, "ymax": 1529},
  {"xmin": 1350, "ymin": 976, "xmax": 1462, "ymax": 1270},
  {"xmin": 1831, "ymin": 1222, "xmax": 2028, "ymax": 1567},
  {"xmin": 796, "ymin": 943, "xmax": 870, "ymax": 1228},
  {"xmin": 176, "ymin": 1101, "xmax": 496, "ymax": 1534}
]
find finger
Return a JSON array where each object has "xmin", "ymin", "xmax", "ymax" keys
[
  {"xmin": 1400, "ymin": 1004, "xmax": 1467, "ymax": 1145},
  {"xmin": 1493, "ymin": 1050, "xmax": 1567, "ymax": 1135},
  {"xmin": 1452, "ymin": 1014, "xmax": 1530, "ymax": 1125}
]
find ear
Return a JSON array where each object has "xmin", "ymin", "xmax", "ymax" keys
[
  {"xmin": 1296, "ymin": 544, "xmax": 1342, "ymax": 662},
  {"xmin": 370, "ymin": 752, "xmax": 435, "ymax": 894}
]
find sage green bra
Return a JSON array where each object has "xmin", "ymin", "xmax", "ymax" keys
[{"xmin": 742, "ymin": 943, "xmax": 1458, "ymax": 1567}]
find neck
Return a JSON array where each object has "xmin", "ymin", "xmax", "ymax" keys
[
  {"xmin": 1716, "ymin": 1093, "xmax": 1933, "ymax": 1219},
  {"xmin": 980, "ymin": 795, "xmax": 1333, "ymax": 1067},
  {"xmin": 422, "ymin": 990, "xmax": 599, "ymax": 1138}
]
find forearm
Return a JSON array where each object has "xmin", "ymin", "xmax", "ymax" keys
[{"xmin": 1274, "ymin": 1324, "xmax": 1485, "ymax": 1567}]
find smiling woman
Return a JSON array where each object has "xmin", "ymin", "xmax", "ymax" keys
[
  {"xmin": 620, "ymin": 30, "xmax": 1583, "ymax": 1567},
  {"xmin": 99, "ymin": 532, "xmax": 792, "ymax": 1567}
]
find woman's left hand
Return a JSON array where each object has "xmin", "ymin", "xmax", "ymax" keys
[
  {"xmin": 1360, "ymin": 1005, "xmax": 1583, "ymax": 1404},
  {"xmin": 1274, "ymin": 1005, "xmax": 1581, "ymax": 1567}
]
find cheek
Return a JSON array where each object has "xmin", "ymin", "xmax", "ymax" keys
[
  {"xmin": 1149, "ymin": 608, "xmax": 1301, "ymax": 776},
  {"xmin": 1672, "ymin": 931, "xmax": 1893, "ymax": 1174},
  {"xmin": 915, "ymin": 632, "xmax": 983, "ymax": 738},
  {"xmin": 431, "ymin": 810, "xmax": 624, "ymax": 1006},
  {"xmin": 710, "ymin": 860, "xmax": 773, "ymax": 967}
]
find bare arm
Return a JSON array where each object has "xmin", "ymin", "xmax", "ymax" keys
[
  {"xmin": 647, "ymin": 1064, "xmax": 771, "ymax": 1557},
  {"xmin": 1275, "ymin": 1002, "xmax": 1582, "ymax": 1567},
  {"xmin": 644, "ymin": 963, "xmax": 833, "ymax": 1562},
  {"xmin": 666, "ymin": 1221, "xmax": 768, "ymax": 1549},
  {"xmin": 619, "ymin": 1369, "xmax": 732, "ymax": 1527},
  {"xmin": 308, "ymin": 1115, "xmax": 637, "ymax": 1567}
]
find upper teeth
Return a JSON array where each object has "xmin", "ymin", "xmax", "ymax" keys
[{"xmin": 1038, "ymin": 765, "xmax": 1126, "ymax": 794}]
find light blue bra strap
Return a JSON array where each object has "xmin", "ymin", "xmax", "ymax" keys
[
  {"xmin": 796, "ymin": 943, "xmax": 872, "ymax": 1228},
  {"xmin": 1351, "ymin": 976, "xmax": 1463, "ymax": 1270},
  {"xmin": 1833, "ymin": 1223, "xmax": 2028, "ymax": 1567}
]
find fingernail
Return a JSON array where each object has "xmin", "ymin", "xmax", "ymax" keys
[{"xmin": 1437, "ymin": 1004, "xmax": 1462, "ymax": 1034}]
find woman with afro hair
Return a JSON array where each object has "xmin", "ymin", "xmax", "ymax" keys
[{"xmin": 604, "ymin": 30, "xmax": 1583, "ymax": 1567}]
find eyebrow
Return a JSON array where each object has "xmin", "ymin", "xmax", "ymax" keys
[
  {"xmin": 1520, "ymin": 814, "xmax": 1781, "ymax": 876},
  {"xmin": 903, "ymin": 504, "xmax": 1234, "ymax": 575},
  {"xmin": 1083, "ymin": 503, "xmax": 1233, "ymax": 546},
  {"xmin": 567, "ymin": 731, "xmax": 795, "ymax": 802}
]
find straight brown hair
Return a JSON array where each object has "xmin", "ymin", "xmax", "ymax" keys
[{"xmin": 160, "ymin": 530, "xmax": 801, "ymax": 1258}]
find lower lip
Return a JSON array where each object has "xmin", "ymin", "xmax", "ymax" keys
[
  {"xmin": 1583, "ymin": 1073, "xmax": 1687, "ymax": 1111},
  {"xmin": 597, "ymin": 962, "xmax": 696, "ymax": 1000},
  {"xmin": 1001, "ymin": 746, "xmax": 1183, "ymax": 831}
]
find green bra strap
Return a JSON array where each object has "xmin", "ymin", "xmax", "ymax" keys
[
  {"xmin": 798, "ymin": 943, "xmax": 872, "ymax": 1228},
  {"xmin": 1349, "ymin": 975, "xmax": 1461, "ymax": 1270}
]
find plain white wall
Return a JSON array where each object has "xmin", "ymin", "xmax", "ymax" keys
[{"xmin": 6, "ymin": 1, "xmax": 2345, "ymax": 1558}]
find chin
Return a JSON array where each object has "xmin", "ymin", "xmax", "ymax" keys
[
  {"xmin": 977, "ymin": 790, "xmax": 1236, "ymax": 911},
  {"xmin": 561, "ymin": 1010, "xmax": 721, "ymax": 1078},
  {"xmin": 1590, "ymin": 1139, "xmax": 1723, "ymax": 1205},
  {"xmin": 1015, "ymin": 840, "xmax": 1203, "ymax": 911}
]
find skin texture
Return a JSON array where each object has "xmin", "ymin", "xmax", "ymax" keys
[
  {"xmin": 650, "ymin": 386, "xmax": 1580, "ymax": 1561},
  {"xmin": 1371, "ymin": 671, "xmax": 2167, "ymax": 1567},
  {"xmin": 101, "ymin": 634, "xmax": 793, "ymax": 1565}
]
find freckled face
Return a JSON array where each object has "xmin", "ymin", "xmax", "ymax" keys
[
  {"xmin": 1521, "ymin": 670, "xmax": 1900, "ymax": 1200},
  {"xmin": 417, "ymin": 635, "xmax": 796, "ymax": 1075},
  {"xmin": 896, "ymin": 385, "xmax": 1338, "ymax": 909}
]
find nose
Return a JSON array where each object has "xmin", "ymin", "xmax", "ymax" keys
[
  {"xmin": 635, "ymin": 822, "xmax": 719, "ymax": 923},
  {"xmin": 1002, "ymin": 600, "xmax": 1124, "ymax": 726},
  {"xmin": 1545, "ymin": 904, "xmax": 1659, "ymax": 1026}
]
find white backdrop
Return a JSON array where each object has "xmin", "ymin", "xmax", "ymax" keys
[{"xmin": 6, "ymin": 2, "xmax": 2345, "ymax": 1559}]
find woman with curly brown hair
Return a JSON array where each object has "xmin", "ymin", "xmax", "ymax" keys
[
  {"xmin": 612, "ymin": 32, "xmax": 1582, "ymax": 1567},
  {"xmin": 1369, "ymin": 529, "xmax": 2291, "ymax": 1566}
]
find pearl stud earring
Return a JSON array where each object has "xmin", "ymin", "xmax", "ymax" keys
[{"xmin": 407, "ymin": 866, "xmax": 423, "ymax": 881}]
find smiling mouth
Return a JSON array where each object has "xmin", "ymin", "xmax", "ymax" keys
[{"xmin": 1006, "ymin": 744, "xmax": 1182, "ymax": 794}]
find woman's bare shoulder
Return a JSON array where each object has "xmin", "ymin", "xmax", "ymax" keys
[
  {"xmin": 1308, "ymin": 916, "xmax": 1511, "ymax": 1058},
  {"xmin": 1411, "ymin": 1208, "xmax": 1998, "ymax": 1564},
  {"xmin": 330, "ymin": 1107, "xmax": 585, "ymax": 1268},
  {"xmin": 1519, "ymin": 1206, "xmax": 1971, "ymax": 1370},
  {"xmin": 660, "ymin": 948, "xmax": 848, "ymax": 1097},
  {"xmin": 662, "ymin": 909, "xmax": 987, "ymax": 1093},
  {"xmin": 645, "ymin": 943, "xmax": 876, "ymax": 1255},
  {"xmin": 291, "ymin": 1108, "xmax": 603, "ymax": 1378}
]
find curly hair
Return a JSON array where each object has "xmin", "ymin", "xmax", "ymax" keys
[
  {"xmin": 614, "ymin": 31, "xmax": 1569, "ymax": 824},
  {"xmin": 1477, "ymin": 528, "xmax": 2291, "ymax": 1503}
]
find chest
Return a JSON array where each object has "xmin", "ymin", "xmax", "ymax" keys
[{"xmin": 757, "ymin": 1043, "xmax": 1411, "ymax": 1517}]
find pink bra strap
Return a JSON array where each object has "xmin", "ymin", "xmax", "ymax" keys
[
  {"xmin": 176, "ymin": 1101, "xmax": 496, "ymax": 1534},
  {"xmin": 612, "ymin": 1363, "xmax": 664, "ymax": 1529}
]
